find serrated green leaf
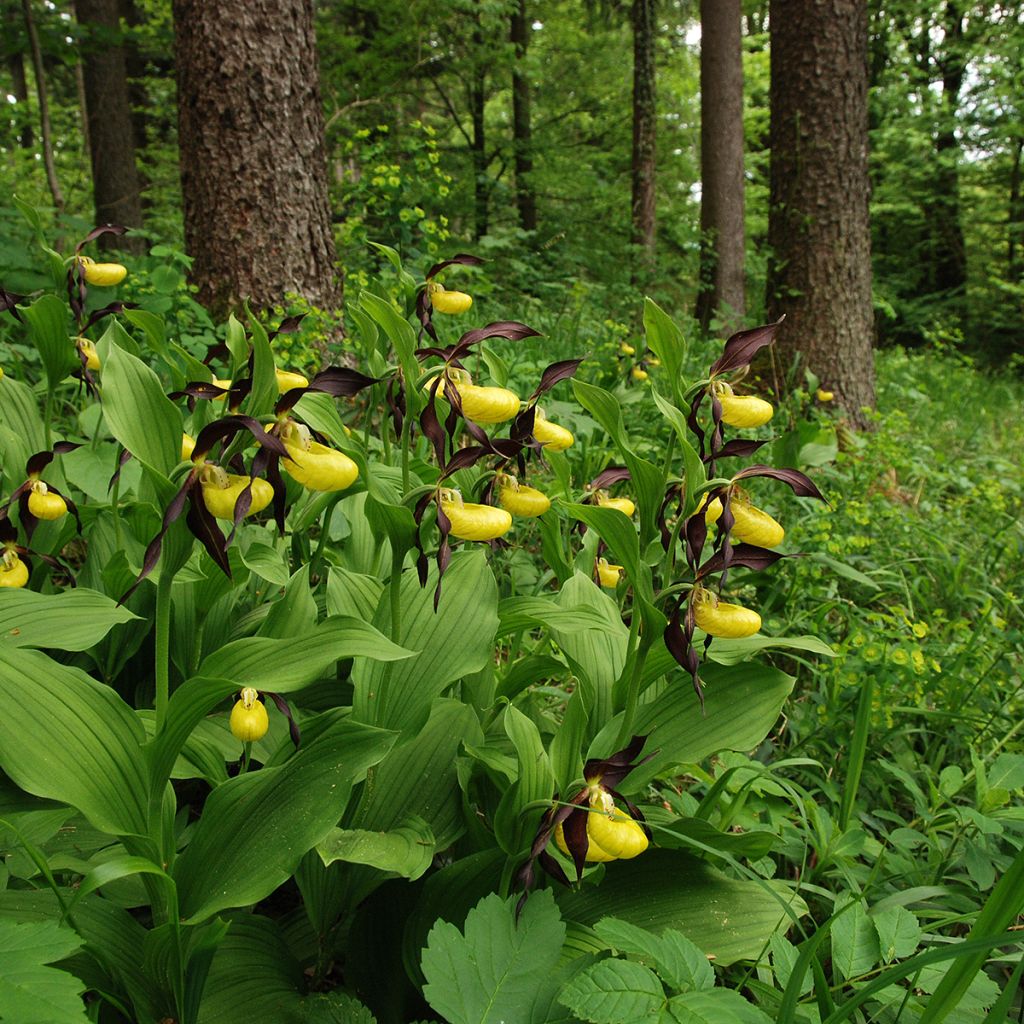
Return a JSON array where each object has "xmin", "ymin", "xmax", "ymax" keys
[
  {"xmin": 0, "ymin": 920, "xmax": 89, "ymax": 1023},
  {"xmin": 560, "ymin": 957, "xmax": 665, "ymax": 1023},
  {"xmin": 830, "ymin": 898, "xmax": 879, "ymax": 981},
  {"xmin": 768, "ymin": 933, "xmax": 809, "ymax": 995},
  {"xmin": 295, "ymin": 990, "xmax": 378, "ymax": 1023},
  {"xmin": 664, "ymin": 989, "xmax": 773, "ymax": 1024},
  {"xmin": 422, "ymin": 890, "xmax": 566, "ymax": 1024},
  {"xmin": 594, "ymin": 918, "xmax": 715, "ymax": 994},
  {"xmin": 0, "ymin": 588, "xmax": 139, "ymax": 651},
  {"xmin": 871, "ymin": 905, "xmax": 921, "ymax": 964}
]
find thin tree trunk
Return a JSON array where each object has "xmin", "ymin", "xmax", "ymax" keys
[
  {"xmin": 696, "ymin": 0, "xmax": 745, "ymax": 332},
  {"xmin": 470, "ymin": 6, "xmax": 488, "ymax": 242},
  {"xmin": 21, "ymin": 0, "xmax": 63, "ymax": 213},
  {"xmin": 510, "ymin": 0, "xmax": 537, "ymax": 232},
  {"xmin": 631, "ymin": 0, "xmax": 657, "ymax": 278},
  {"xmin": 6, "ymin": 50, "xmax": 34, "ymax": 148},
  {"xmin": 1009, "ymin": 134, "xmax": 1023, "ymax": 285},
  {"xmin": 76, "ymin": 0, "xmax": 145, "ymax": 249},
  {"xmin": 173, "ymin": 0, "xmax": 342, "ymax": 317},
  {"xmin": 767, "ymin": 0, "xmax": 875, "ymax": 422}
]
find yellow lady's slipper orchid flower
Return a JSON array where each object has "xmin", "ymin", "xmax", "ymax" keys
[
  {"xmin": 27, "ymin": 481, "xmax": 67, "ymax": 521},
  {"xmin": 77, "ymin": 256, "xmax": 127, "ymax": 287},
  {"xmin": 429, "ymin": 368, "xmax": 521, "ymax": 424},
  {"xmin": 701, "ymin": 493, "xmax": 784, "ymax": 548},
  {"xmin": 428, "ymin": 281, "xmax": 472, "ymax": 314},
  {"xmin": 631, "ymin": 367, "xmax": 648, "ymax": 382},
  {"xmin": 230, "ymin": 687, "xmax": 269, "ymax": 743},
  {"xmin": 0, "ymin": 551, "xmax": 28, "ymax": 589},
  {"xmin": 620, "ymin": 342, "xmax": 635, "ymax": 356},
  {"xmin": 817, "ymin": 388, "xmax": 834, "ymax": 402},
  {"xmin": 496, "ymin": 474, "xmax": 550, "ymax": 518},
  {"xmin": 276, "ymin": 368, "xmax": 309, "ymax": 393},
  {"xmin": 649, "ymin": 357, "xmax": 661, "ymax": 368},
  {"xmin": 714, "ymin": 381, "xmax": 773, "ymax": 428},
  {"xmin": 554, "ymin": 787, "xmax": 648, "ymax": 862},
  {"xmin": 532, "ymin": 407, "xmax": 574, "ymax": 452},
  {"xmin": 596, "ymin": 491, "xmax": 635, "ymax": 518},
  {"xmin": 76, "ymin": 337, "xmax": 101, "ymax": 371},
  {"xmin": 692, "ymin": 587, "xmax": 761, "ymax": 638},
  {"xmin": 596, "ymin": 558, "xmax": 623, "ymax": 588},
  {"xmin": 181, "ymin": 434, "xmax": 196, "ymax": 461},
  {"xmin": 199, "ymin": 466, "xmax": 274, "ymax": 520},
  {"xmin": 281, "ymin": 422, "xmax": 358, "ymax": 492},
  {"xmin": 439, "ymin": 488, "xmax": 512, "ymax": 541}
]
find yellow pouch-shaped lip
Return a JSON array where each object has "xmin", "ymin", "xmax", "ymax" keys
[
  {"xmin": 596, "ymin": 493, "xmax": 635, "ymax": 518},
  {"xmin": 283, "ymin": 440, "xmax": 359, "ymax": 492},
  {"xmin": 497, "ymin": 477, "xmax": 550, "ymax": 518},
  {"xmin": 692, "ymin": 588, "xmax": 761, "ymax": 638},
  {"xmin": 230, "ymin": 688, "xmax": 269, "ymax": 743},
  {"xmin": 78, "ymin": 256, "xmax": 127, "ymax": 286},
  {"xmin": 439, "ymin": 489, "xmax": 512, "ymax": 541},
  {"xmin": 429, "ymin": 286, "xmax": 473, "ymax": 314},
  {"xmin": 554, "ymin": 789, "xmax": 649, "ymax": 863},
  {"xmin": 27, "ymin": 483, "xmax": 67, "ymax": 521},
  {"xmin": 532, "ymin": 408, "xmax": 574, "ymax": 452},
  {"xmin": 427, "ymin": 368, "xmax": 521, "ymax": 424},
  {"xmin": 0, "ymin": 554, "xmax": 29, "ymax": 589},
  {"xmin": 700, "ymin": 494, "xmax": 784, "ymax": 548},
  {"xmin": 713, "ymin": 382, "xmax": 774, "ymax": 428},
  {"xmin": 76, "ymin": 337, "xmax": 101, "ymax": 371},
  {"xmin": 201, "ymin": 474, "xmax": 274, "ymax": 520},
  {"xmin": 597, "ymin": 558, "xmax": 623, "ymax": 588}
]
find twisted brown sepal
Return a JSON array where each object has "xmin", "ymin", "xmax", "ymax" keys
[
  {"xmin": 0, "ymin": 286, "xmax": 23, "ymax": 322},
  {"xmin": 274, "ymin": 366, "xmax": 381, "ymax": 416},
  {"xmin": 67, "ymin": 225, "xmax": 128, "ymax": 323},
  {"xmin": 266, "ymin": 691, "xmax": 301, "ymax": 748},
  {"xmin": 733, "ymin": 464, "xmax": 828, "ymax": 503},
  {"xmin": 708, "ymin": 317, "xmax": 785, "ymax": 377},
  {"xmin": 6, "ymin": 444, "xmax": 84, "ymax": 542}
]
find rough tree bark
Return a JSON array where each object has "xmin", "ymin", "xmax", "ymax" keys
[
  {"xmin": 696, "ymin": 0, "xmax": 745, "ymax": 332},
  {"xmin": 3, "ymin": 2, "xmax": 33, "ymax": 149},
  {"xmin": 510, "ymin": 0, "xmax": 537, "ymax": 232},
  {"xmin": 767, "ymin": 0, "xmax": 875, "ymax": 422},
  {"xmin": 75, "ymin": 0, "xmax": 145, "ymax": 252},
  {"xmin": 631, "ymin": 0, "xmax": 657, "ymax": 278},
  {"xmin": 172, "ymin": 0, "xmax": 342, "ymax": 317},
  {"xmin": 21, "ymin": 0, "xmax": 63, "ymax": 213}
]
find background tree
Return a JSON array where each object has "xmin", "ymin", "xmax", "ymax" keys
[
  {"xmin": 75, "ymin": 0, "xmax": 145, "ymax": 251},
  {"xmin": 695, "ymin": 0, "xmax": 745, "ymax": 331},
  {"xmin": 510, "ymin": 0, "xmax": 537, "ymax": 232},
  {"xmin": 631, "ymin": 0, "xmax": 657, "ymax": 277},
  {"xmin": 767, "ymin": 0, "xmax": 875, "ymax": 419},
  {"xmin": 172, "ymin": 0, "xmax": 342, "ymax": 315}
]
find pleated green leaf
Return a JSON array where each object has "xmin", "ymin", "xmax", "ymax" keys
[
  {"xmin": 19, "ymin": 294, "xmax": 75, "ymax": 393},
  {"xmin": 0, "ymin": 645, "xmax": 149, "ymax": 837},
  {"xmin": 0, "ymin": 589, "xmax": 139, "ymax": 651},
  {"xmin": 352, "ymin": 549, "xmax": 499, "ymax": 733},
  {"xmin": 317, "ymin": 816, "xmax": 435, "ymax": 880},
  {"xmin": 174, "ymin": 717, "xmax": 397, "ymax": 922},
  {"xmin": 558, "ymin": 849, "xmax": 806, "ymax": 966},
  {"xmin": 198, "ymin": 615, "xmax": 415, "ymax": 691}
]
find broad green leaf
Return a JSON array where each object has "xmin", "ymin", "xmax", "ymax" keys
[
  {"xmin": 19, "ymin": 294, "xmax": 74, "ymax": 392},
  {"xmin": 0, "ymin": 588, "xmax": 139, "ymax": 651},
  {"xmin": 295, "ymin": 991, "xmax": 378, "ymax": 1023},
  {"xmin": 327, "ymin": 566, "xmax": 384, "ymax": 623},
  {"xmin": 769, "ymin": 933, "xmax": 809, "ymax": 996},
  {"xmin": 422, "ymin": 890, "xmax": 566, "ymax": 1024},
  {"xmin": 198, "ymin": 914, "xmax": 305, "ymax": 1024},
  {"xmin": 493, "ymin": 705, "xmax": 554, "ymax": 854},
  {"xmin": 243, "ymin": 313, "xmax": 278, "ymax": 417},
  {"xmin": 593, "ymin": 663, "xmax": 795, "ymax": 791},
  {"xmin": 198, "ymin": 615, "xmax": 414, "ymax": 691},
  {"xmin": 0, "ymin": 918, "xmax": 88, "ymax": 1024},
  {"xmin": 704, "ymin": 633, "xmax": 835, "ymax": 665},
  {"xmin": 0, "ymin": 375, "xmax": 46, "ymax": 456},
  {"xmin": 871, "ymin": 905, "xmax": 921, "ymax": 963},
  {"xmin": 293, "ymin": 390, "xmax": 352, "ymax": 446},
  {"xmin": 353, "ymin": 549, "xmax": 499, "ymax": 733},
  {"xmin": 257, "ymin": 564, "xmax": 318, "ymax": 639},
  {"xmin": 317, "ymin": 816, "xmax": 434, "ymax": 880},
  {"xmin": 224, "ymin": 313, "xmax": 249, "ymax": 376},
  {"xmin": 97, "ymin": 326, "xmax": 181, "ymax": 477},
  {"xmin": 239, "ymin": 540, "xmax": 291, "ymax": 586},
  {"xmin": 650, "ymin": 386, "xmax": 705, "ymax": 503},
  {"xmin": 558, "ymin": 850, "xmax": 806, "ymax": 966},
  {"xmin": 646, "ymin": 812, "xmax": 777, "ymax": 861},
  {"xmin": 559, "ymin": 958, "xmax": 665, "ymax": 1023},
  {"xmin": 174, "ymin": 717, "xmax": 397, "ymax": 922},
  {"xmin": 643, "ymin": 298, "xmax": 686, "ymax": 385},
  {"xmin": 0, "ymin": 645, "xmax": 149, "ymax": 836},
  {"xmin": 360, "ymin": 291, "xmax": 418, "ymax": 399},
  {"xmin": 830, "ymin": 897, "xmax": 879, "ymax": 981},
  {"xmin": 496, "ymin": 596, "xmax": 614, "ymax": 637},
  {"xmin": 594, "ymin": 918, "xmax": 715, "ymax": 994},
  {"xmin": 561, "ymin": 502, "xmax": 653, "ymax": 604},
  {"xmin": 549, "ymin": 689, "xmax": 588, "ymax": 794},
  {"xmin": 664, "ymin": 990, "xmax": 773, "ymax": 1024}
]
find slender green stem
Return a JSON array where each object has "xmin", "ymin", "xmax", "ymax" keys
[
  {"xmin": 616, "ymin": 632, "xmax": 651, "ymax": 748},
  {"xmin": 400, "ymin": 410, "xmax": 412, "ymax": 493},
  {"xmin": 43, "ymin": 387, "xmax": 54, "ymax": 448},
  {"xmin": 154, "ymin": 570, "xmax": 173, "ymax": 732}
]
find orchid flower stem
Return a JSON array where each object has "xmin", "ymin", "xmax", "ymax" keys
[
  {"xmin": 400, "ymin": 408, "xmax": 412, "ymax": 493},
  {"xmin": 616, "ymin": 636, "xmax": 650, "ymax": 750},
  {"xmin": 43, "ymin": 387, "xmax": 54, "ymax": 449},
  {"xmin": 240, "ymin": 742, "xmax": 251, "ymax": 774},
  {"xmin": 154, "ymin": 569, "xmax": 173, "ymax": 732}
]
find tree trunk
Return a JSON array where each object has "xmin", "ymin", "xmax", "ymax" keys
[
  {"xmin": 173, "ymin": 0, "xmax": 342, "ymax": 317},
  {"xmin": 767, "ymin": 0, "xmax": 875, "ymax": 422},
  {"xmin": 696, "ymin": 0, "xmax": 745, "ymax": 333},
  {"xmin": 631, "ymin": 0, "xmax": 657, "ymax": 277},
  {"xmin": 932, "ymin": 1, "xmax": 967, "ymax": 302},
  {"xmin": 76, "ymin": 0, "xmax": 146, "ymax": 250},
  {"xmin": 21, "ymin": 0, "xmax": 63, "ymax": 213},
  {"xmin": 510, "ymin": 0, "xmax": 536, "ymax": 232},
  {"xmin": 1009, "ymin": 134, "xmax": 1023, "ymax": 286}
]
